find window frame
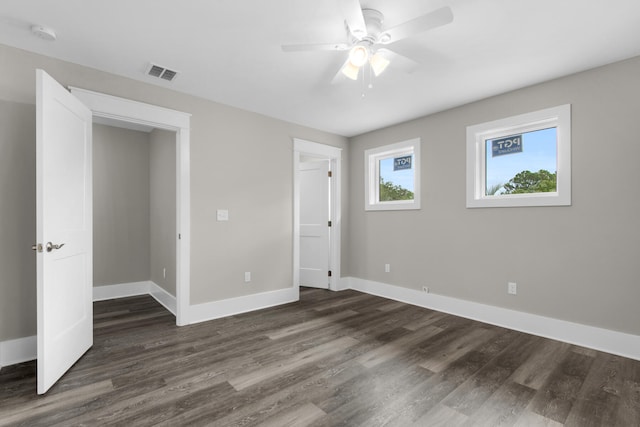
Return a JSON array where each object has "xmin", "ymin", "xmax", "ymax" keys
[
  {"xmin": 466, "ymin": 104, "xmax": 571, "ymax": 208},
  {"xmin": 365, "ymin": 138, "xmax": 421, "ymax": 211}
]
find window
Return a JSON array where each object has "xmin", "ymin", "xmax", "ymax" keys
[
  {"xmin": 365, "ymin": 138, "xmax": 420, "ymax": 211},
  {"xmin": 466, "ymin": 104, "xmax": 571, "ymax": 208}
]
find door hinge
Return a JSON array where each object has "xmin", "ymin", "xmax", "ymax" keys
[
  {"xmin": 178, "ymin": 233, "xmax": 181, "ymax": 240},
  {"xmin": 328, "ymin": 270, "xmax": 332, "ymax": 277},
  {"xmin": 328, "ymin": 220, "xmax": 332, "ymax": 227},
  {"xmin": 328, "ymin": 171, "xmax": 332, "ymax": 178},
  {"xmin": 31, "ymin": 243, "xmax": 43, "ymax": 253}
]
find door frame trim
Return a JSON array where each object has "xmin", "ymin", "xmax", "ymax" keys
[
  {"xmin": 69, "ymin": 87, "xmax": 191, "ymax": 326},
  {"xmin": 293, "ymin": 139, "xmax": 342, "ymax": 291}
]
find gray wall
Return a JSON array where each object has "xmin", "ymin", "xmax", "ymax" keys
[
  {"xmin": 149, "ymin": 129, "xmax": 176, "ymax": 295},
  {"xmin": 348, "ymin": 56, "xmax": 640, "ymax": 336},
  {"xmin": 0, "ymin": 100, "xmax": 36, "ymax": 341},
  {"xmin": 93, "ymin": 125, "xmax": 176, "ymax": 294},
  {"xmin": 93, "ymin": 124, "xmax": 151, "ymax": 287},
  {"xmin": 0, "ymin": 43, "xmax": 348, "ymax": 342}
]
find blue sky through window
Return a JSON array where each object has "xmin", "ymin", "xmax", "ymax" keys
[
  {"xmin": 485, "ymin": 127, "xmax": 557, "ymax": 194},
  {"xmin": 380, "ymin": 155, "xmax": 414, "ymax": 192}
]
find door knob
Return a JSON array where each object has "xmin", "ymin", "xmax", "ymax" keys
[{"xmin": 46, "ymin": 242, "xmax": 65, "ymax": 252}]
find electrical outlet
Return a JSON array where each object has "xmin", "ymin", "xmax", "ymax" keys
[
  {"xmin": 384, "ymin": 264, "xmax": 391, "ymax": 273},
  {"xmin": 217, "ymin": 209, "xmax": 229, "ymax": 221},
  {"xmin": 508, "ymin": 282, "xmax": 517, "ymax": 295},
  {"xmin": 422, "ymin": 286, "xmax": 429, "ymax": 293},
  {"xmin": 244, "ymin": 272, "xmax": 251, "ymax": 282}
]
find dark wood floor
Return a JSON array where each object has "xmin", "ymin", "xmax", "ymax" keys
[{"xmin": 1, "ymin": 288, "xmax": 638, "ymax": 426}]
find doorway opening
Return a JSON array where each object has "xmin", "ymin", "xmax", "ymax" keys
[
  {"xmin": 92, "ymin": 120, "xmax": 178, "ymax": 315},
  {"xmin": 70, "ymin": 87, "xmax": 191, "ymax": 326},
  {"xmin": 293, "ymin": 139, "xmax": 342, "ymax": 292}
]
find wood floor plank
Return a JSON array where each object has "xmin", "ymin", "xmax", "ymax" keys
[
  {"xmin": 563, "ymin": 352, "xmax": 623, "ymax": 426},
  {"xmin": 1, "ymin": 288, "xmax": 638, "ymax": 426},
  {"xmin": 356, "ymin": 325, "xmax": 443, "ymax": 368},
  {"xmin": 419, "ymin": 326, "xmax": 496, "ymax": 373},
  {"xmin": 511, "ymin": 338, "xmax": 571, "ymax": 390},
  {"xmin": 228, "ymin": 336, "xmax": 359, "ymax": 391},
  {"xmin": 413, "ymin": 403, "xmax": 469, "ymax": 427},
  {"xmin": 363, "ymin": 329, "xmax": 521, "ymax": 425},
  {"xmin": 266, "ymin": 309, "xmax": 359, "ymax": 340},
  {"xmin": 461, "ymin": 380, "xmax": 535, "ymax": 426},
  {"xmin": 311, "ymin": 362, "xmax": 434, "ymax": 426},
  {"xmin": 403, "ymin": 309, "xmax": 448, "ymax": 331},
  {"xmin": 615, "ymin": 356, "xmax": 640, "ymax": 427},
  {"xmin": 513, "ymin": 410, "xmax": 565, "ymax": 427},
  {"xmin": 441, "ymin": 331, "xmax": 540, "ymax": 416},
  {"xmin": 310, "ymin": 293, "xmax": 370, "ymax": 312},
  {"xmin": 0, "ymin": 380, "xmax": 114, "ymax": 427},
  {"xmin": 528, "ymin": 349, "xmax": 595, "ymax": 424},
  {"xmin": 163, "ymin": 353, "xmax": 369, "ymax": 426},
  {"xmin": 259, "ymin": 402, "xmax": 326, "ymax": 427}
]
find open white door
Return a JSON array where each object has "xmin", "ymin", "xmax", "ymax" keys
[
  {"xmin": 299, "ymin": 160, "xmax": 330, "ymax": 289},
  {"xmin": 35, "ymin": 70, "xmax": 93, "ymax": 394}
]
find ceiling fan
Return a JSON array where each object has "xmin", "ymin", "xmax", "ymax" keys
[{"xmin": 281, "ymin": 0, "xmax": 454, "ymax": 82}]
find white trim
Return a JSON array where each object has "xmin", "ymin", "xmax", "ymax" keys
[
  {"xmin": 69, "ymin": 87, "xmax": 190, "ymax": 326},
  {"xmin": 365, "ymin": 138, "xmax": 421, "ymax": 211},
  {"xmin": 187, "ymin": 287, "xmax": 299, "ymax": 325},
  {"xmin": 0, "ymin": 336, "xmax": 37, "ymax": 367},
  {"xmin": 348, "ymin": 277, "xmax": 640, "ymax": 361},
  {"xmin": 148, "ymin": 282, "xmax": 177, "ymax": 315},
  {"xmin": 337, "ymin": 276, "xmax": 352, "ymax": 291},
  {"xmin": 93, "ymin": 281, "xmax": 152, "ymax": 301},
  {"xmin": 68, "ymin": 88, "xmax": 190, "ymax": 130},
  {"xmin": 293, "ymin": 139, "xmax": 343, "ymax": 292},
  {"xmin": 93, "ymin": 281, "xmax": 177, "ymax": 315},
  {"xmin": 466, "ymin": 104, "xmax": 571, "ymax": 208}
]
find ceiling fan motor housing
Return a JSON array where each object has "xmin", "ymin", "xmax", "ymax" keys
[{"xmin": 358, "ymin": 9, "xmax": 386, "ymax": 45}]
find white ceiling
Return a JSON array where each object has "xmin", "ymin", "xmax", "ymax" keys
[{"xmin": 2, "ymin": 0, "xmax": 640, "ymax": 137}]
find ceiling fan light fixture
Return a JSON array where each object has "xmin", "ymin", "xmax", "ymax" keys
[
  {"xmin": 348, "ymin": 45, "xmax": 369, "ymax": 67},
  {"xmin": 341, "ymin": 62, "xmax": 360, "ymax": 80},
  {"xmin": 369, "ymin": 52, "xmax": 390, "ymax": 76}
]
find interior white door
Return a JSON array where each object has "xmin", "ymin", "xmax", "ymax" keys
[
  {"xmin": 299, "ymin": 160, "xmax": 330, "ymax": 289},
  {"xmin": 36, "ymin": 69, "xmax": 93, "ymax": 394}
]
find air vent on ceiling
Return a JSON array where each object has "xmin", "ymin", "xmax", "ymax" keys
[{"xmin": 145, "ymin": 63, "xmax": 178, "ymax": 82}]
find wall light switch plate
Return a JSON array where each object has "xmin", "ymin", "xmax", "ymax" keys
[{"xmin": 217, "ymin": 209, "xmax": 229, "ymax": 221}]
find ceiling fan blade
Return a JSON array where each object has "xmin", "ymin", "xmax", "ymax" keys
[
  {"xmin": 281, "ymin": 43, "xmax": 349, "ymax": 52},
  {"xmin": 381, "ymin": 6, "xmax": 453, "ymax": 44},
  {"xmin": 340, "ymin": 0, "xmax": 367, "ymax": 39},
  {"xmin": 376, "ymin": 48, "xmax": 420, "ymax": 74},
  {"xmin": 380, "ymin": 40, "xmax": 443, "ymax": 65}
]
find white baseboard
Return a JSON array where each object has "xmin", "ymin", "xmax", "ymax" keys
[
  {"xmin": 188, "ymin": 287, "xmax": 299, "ymax": 325},
  {"xmin": 336, "ymin": 277, "xmax": 352, "ymax": 291},
  {"xmin": 0, "ymin": 335, "xmax": 36, "ymax": 368},
  {"xmin": 148, "ymin": 282, "xmax": 177, "ymax": 315},
  {"xmin": 93, "ymin": 281, "xmax": 177, "ymax": 316},
  {"xmin": 348, "ymin": 277, "xmax": 640, "ymax": 361},
  {"xmin": 93, "ymin": 281, "xmax": 152, "ymax": 301}
]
